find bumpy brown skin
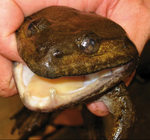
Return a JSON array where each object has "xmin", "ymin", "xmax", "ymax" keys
[
  {"xmin": 16, "ymin": 6, "xmax": 138, "ymax": 78},
  {"xmin": 15, "ymin": 6, "xmax": 139, "ymax": 139},
  {"xmin": 82, "ymin": 83, "xmax": 135, "ymax": 140},
  {"xmin": 100, "ymin": 83, "xmax": 135, "ymax": 140}
]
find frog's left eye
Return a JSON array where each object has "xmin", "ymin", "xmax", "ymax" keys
[
  {"xmin": 26, "ymin": 18, "xmax": 51, "ymax": 37},
  {"xmin": 76, "ymin": 32, "xmax": 101, "ymax": 54}
]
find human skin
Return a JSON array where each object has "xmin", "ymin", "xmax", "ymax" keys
[{"xmin": 0, "ymin": 0, "xmax": 150, "ymax": 119}]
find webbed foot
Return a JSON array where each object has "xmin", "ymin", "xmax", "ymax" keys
[{"xmin": 10, "ymin": 107, "xmax": 58, "ymax": 139}]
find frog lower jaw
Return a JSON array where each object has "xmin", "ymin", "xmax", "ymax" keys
[{"xmin": 14, "ymin": 62, "xmax": 134, "ymax": 112}]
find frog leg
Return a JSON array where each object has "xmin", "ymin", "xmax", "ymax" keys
[
  {"xmin": 99, "ymin": 82, "xmax": 135, "ymax": 140},
  {"xmin": 10, "ymin": 107, "xmax": 59, "ymax": 139},
  {"xmin": 82, "ymin": 82, "xmax": 135, "ymax": 140}
]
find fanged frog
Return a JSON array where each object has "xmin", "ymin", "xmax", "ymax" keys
[{"xmin": 12, "ymin": 6, "xmax": 139, "ymax": 139}]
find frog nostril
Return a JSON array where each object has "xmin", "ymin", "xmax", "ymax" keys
[{"xmin": 53, "ymin": 50, "xmax": 63, "ymax": 58}]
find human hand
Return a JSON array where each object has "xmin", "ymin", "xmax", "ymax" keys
[{"xmin": 0, "ymin": 0, "xmax": 150, "ymax": 119}]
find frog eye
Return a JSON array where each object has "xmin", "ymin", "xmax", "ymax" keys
[
  {"xmin": 76, "ymin": 32, "xmax": 101, "ymax": 54},
  {"xmin": 80, "ymin": 37, "xmax": 96, "ymax": 54},
  {"xmin": 26, "ymin": 18, "xmax": 51, "ymax": 37}
]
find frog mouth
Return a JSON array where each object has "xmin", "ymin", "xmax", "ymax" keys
[{"xmin": 14, "ymin": 61, "xmax": 134, "ymax": 112}]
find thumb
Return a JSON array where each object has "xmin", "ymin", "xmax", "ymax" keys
[{"xmin": 0, "ymin": 55, "xmax": 17, "ymax": 97}]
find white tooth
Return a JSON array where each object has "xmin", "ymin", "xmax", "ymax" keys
[{"xmin": 49, "ymin": 88, "xmax": 56, "ymax": 98}]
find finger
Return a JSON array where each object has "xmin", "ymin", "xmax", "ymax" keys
[
  {"xmin": 87, "ymin": 101, "xmax": 109, "ymax": 117},
  {"xmin": 15, "ymin": 0, "xmax": 100, "ymax": 16},
  {"xmin": 0, "ymin": 55, "xmax": 17, "ymax": 97},
  {"xmin": 0, "ymin": 0, "xmax": 24, "ymax": 37},
  {"xmin": 0, "ymin": 33, "xmax": 23, "ymax": 62},
  {"xmin": 102, "ymin": 0, "xmax": 150, "ymax": 54},
  {"xmin": 0, "ymin": 0, "xmax": 24, "ymax": 61},
  {"xmin": 15, "ymin": 0, "xmax": 83, "ymax": 16}
]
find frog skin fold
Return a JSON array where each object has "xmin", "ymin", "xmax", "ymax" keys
[{"xmin": 13, "ymin": 6, "xmax": 139, "ymax": 140}]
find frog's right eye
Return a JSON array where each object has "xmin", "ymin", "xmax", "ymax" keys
[
  {"xmin": 26, "ymin": 18, "xmax": 51, "ymax": 37},
  {"xmin": 76, "ymin": 32, "xmax": 101, "ymax": 54}
]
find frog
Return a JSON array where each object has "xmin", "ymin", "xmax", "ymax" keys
[{"xmin": 12, "ymin": 6, "xmax": 139, "ymax": 140}]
